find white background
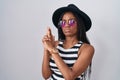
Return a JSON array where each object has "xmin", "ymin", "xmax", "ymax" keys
[{"xmin": 0, "ymin": 0, "xmax": 120, "ymax": 80}]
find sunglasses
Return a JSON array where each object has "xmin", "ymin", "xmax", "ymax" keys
[{"xmin": 58, "ymin": 19, "xmax": 76, "ymax": 28}]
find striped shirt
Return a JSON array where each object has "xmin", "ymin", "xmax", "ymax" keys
[{"xmin": 49, "ymin": 41, "xmax": 91, "ymax": 80}]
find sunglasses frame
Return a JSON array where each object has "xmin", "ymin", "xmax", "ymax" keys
[{"xmin": 58, "ymin": 18, "xmax": 76, "ymax": 28}]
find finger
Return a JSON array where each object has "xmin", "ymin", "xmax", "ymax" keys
[
  {"xmin": 42, "ymin": 35, "xmax": 49, "ymax": 42},
  {"xmin": 44, "ymin": 35, "xmax": 48, "ymax": 39},
  {"xmin": 43, "ymin": 37, "xmax": 50, "ymax": 41},
  {"xmin": 47, "ymin": 27, "xmax": 52, "ymax": 38}
]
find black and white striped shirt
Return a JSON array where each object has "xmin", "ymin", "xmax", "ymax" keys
[{"xmin": 49, "ymin": 41, "xmax": 91, "ymax": 80}]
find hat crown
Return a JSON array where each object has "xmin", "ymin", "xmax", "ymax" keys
[
  {"xmin": 68, "ymin": 4, "xmax": 80, "ymax": 11},
  {"xmin": 68, "ymin": 4, "xmax": 77, "ymax": 8}
]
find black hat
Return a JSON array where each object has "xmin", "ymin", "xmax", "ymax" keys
[{"xmin": 52, "ymin": 4, "xmax": 92, "ymax": 31}]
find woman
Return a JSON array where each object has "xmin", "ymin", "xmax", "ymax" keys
[{"xmin": 42, "ymin": 4, "xmax": 94, "ymax": 80}]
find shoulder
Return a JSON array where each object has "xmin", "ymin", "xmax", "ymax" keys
[
  {"xmin": 78, "ymin": 43, "xmax": 94, "ymax": 56},
  {"xmin": 81, "ymin": 43, "xmax": 94, "ymax": 52}
]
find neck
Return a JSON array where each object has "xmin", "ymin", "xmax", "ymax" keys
[
  {"xmin": 63, "ymin": 36, "xmax": 78, "ymax": 49},
  {"xmin": 64, "ymin": 36, "xmax": 78, "ymax": 44}
]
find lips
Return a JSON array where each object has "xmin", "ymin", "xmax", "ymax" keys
[{"xmin": 64, "ymin": 29, "xmax": 71, "ymax": 33}]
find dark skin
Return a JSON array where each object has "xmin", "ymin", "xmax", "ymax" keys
[{"xmin": 42, "ymin": 12, "xmax": 94, "ymax": 80}]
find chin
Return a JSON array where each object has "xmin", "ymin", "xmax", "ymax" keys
[{"xmin": 64, "ymin": 34, "xmax": 73, "ymax": 37}]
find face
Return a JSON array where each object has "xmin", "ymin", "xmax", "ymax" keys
[{"xmin": 59, "ymin": 12, "xmax": 78, "ymax": 37}]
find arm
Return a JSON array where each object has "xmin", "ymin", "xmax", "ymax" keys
[
  {"xmin": 41, "ymin": 27, "xmax": 56, "ymax": 79},
  {"xmin": 42, "ymin": 48, "xmax": 52, "ymax": 79},
  {"xmin": 50, "ymin": 44, "xmax": 94, "ymax": 80}
]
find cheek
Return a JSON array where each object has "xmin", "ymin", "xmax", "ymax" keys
[
  {"xmin": 61, "ymin": 28, "xmax": 65, "ymax": 33},
  {"xmin": 73, "ymin": 28, "xmax": 78, "ymax": 34},
  {"xmin": 72, "ymin": 25, "xmax": 77, "ymax": 30},
  {"xmin": 62, "ymin": 29, "xmax": 66, "ymax": 34},
  {"xmin": 72, "ymin": 26, "xmax": 78, "ymax": 34}
]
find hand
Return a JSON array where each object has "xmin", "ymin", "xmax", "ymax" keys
[{"xmin": 42, "ymin": 27, "xmax": 55, "ymax": 53}]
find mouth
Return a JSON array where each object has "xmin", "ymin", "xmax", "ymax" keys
[
  {"xmin": 64, "ymin": 29, "xmax": 71, "ymax": 33},
  {"xmin": 65, "ymin": 29, "xmax": 70, "ymax": 31}
]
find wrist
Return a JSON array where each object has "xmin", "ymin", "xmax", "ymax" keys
[
  {"xmin": 44, "ymin": 48, "xmax": 51, "ymax": 56},
  {"xmin": 44, "ymin": 48, "xmax": 48, "ymax": 51},
  {"xmin": 49, "ymin": 47, "xmax": 58, "ymax": 54}
]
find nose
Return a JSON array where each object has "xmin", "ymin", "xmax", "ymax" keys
[{"xmin": 64, "ymin": 21, "xmax": 70, "ymax": 27}]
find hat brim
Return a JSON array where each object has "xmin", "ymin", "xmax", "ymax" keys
[{"xmin": 52, "ymin": 4, "xmax": 92, "ymax": 31}]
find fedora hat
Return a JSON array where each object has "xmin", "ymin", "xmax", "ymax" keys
[{"xmin": 52, "ymin": 4, "xmax": 92, "ymax": 31}]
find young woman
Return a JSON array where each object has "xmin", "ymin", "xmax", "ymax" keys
[{"xmin": 42, "ymin": 4, "xmax": 94, "ymax": 80}]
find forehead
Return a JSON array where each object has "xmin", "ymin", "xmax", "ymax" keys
[{"xmin": 62, "ymin": 12, "xmax": 76, "ymax": 19}]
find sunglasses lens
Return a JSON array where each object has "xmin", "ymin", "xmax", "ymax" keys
[
  {"xmin": 69, "ymin": 19, "xmax": 76, "ymax": 26},
  {"xmin": 59, "ymin": 20, "xmax": 65, "ymax": 27}
]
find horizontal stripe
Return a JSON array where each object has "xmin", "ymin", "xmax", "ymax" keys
[
  {"xmin": 58, "ymin": 49, "xmax": 78, "ymax": 54},
  {"xmin": 54, "ymin": 71, "xmax": 62, "ymax": 75},
  {"xmin": 58, "ymin": 41, "xmax": 83, "ymax": 45},
  {"xmin": 66, "ymin": 63, "xmax": 74, "ymax": 67},
  {"xmin": 50, "ymin": 62, "xmax": 57, "ymax": 67},
  {"xmin": 59, "ymin": 52, "xmax": 78, "ymax": 58},
  {"xmin": 52, "ymin": 74, "xmax": 64, "ymax": 80},
  {"xmin": 58, "ymin": 44, "xmax": 81, "ymax": 48},
  {"xmin": 57, "ymin": 46, "xmax": 79, "ymax": 52},
  {"xmin": 53, "ymin": 71, "xmax": 63, "ymax": 78},
  {"xmin": 63, "ymin": 59, "xmax": 76, "ymax": 64},
  {"xmin": 61, "ymin": 56, "xmax": 78, "ymax": 60}
]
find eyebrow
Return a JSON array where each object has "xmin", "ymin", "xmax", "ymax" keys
[{"xmin": 62, "ymin": 18, "xmax": 76, "ymax": 21}]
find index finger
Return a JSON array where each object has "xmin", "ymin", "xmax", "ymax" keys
[{"xmin": 47, "ymin": 27, "xmax": 52, "ymax": 37}]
